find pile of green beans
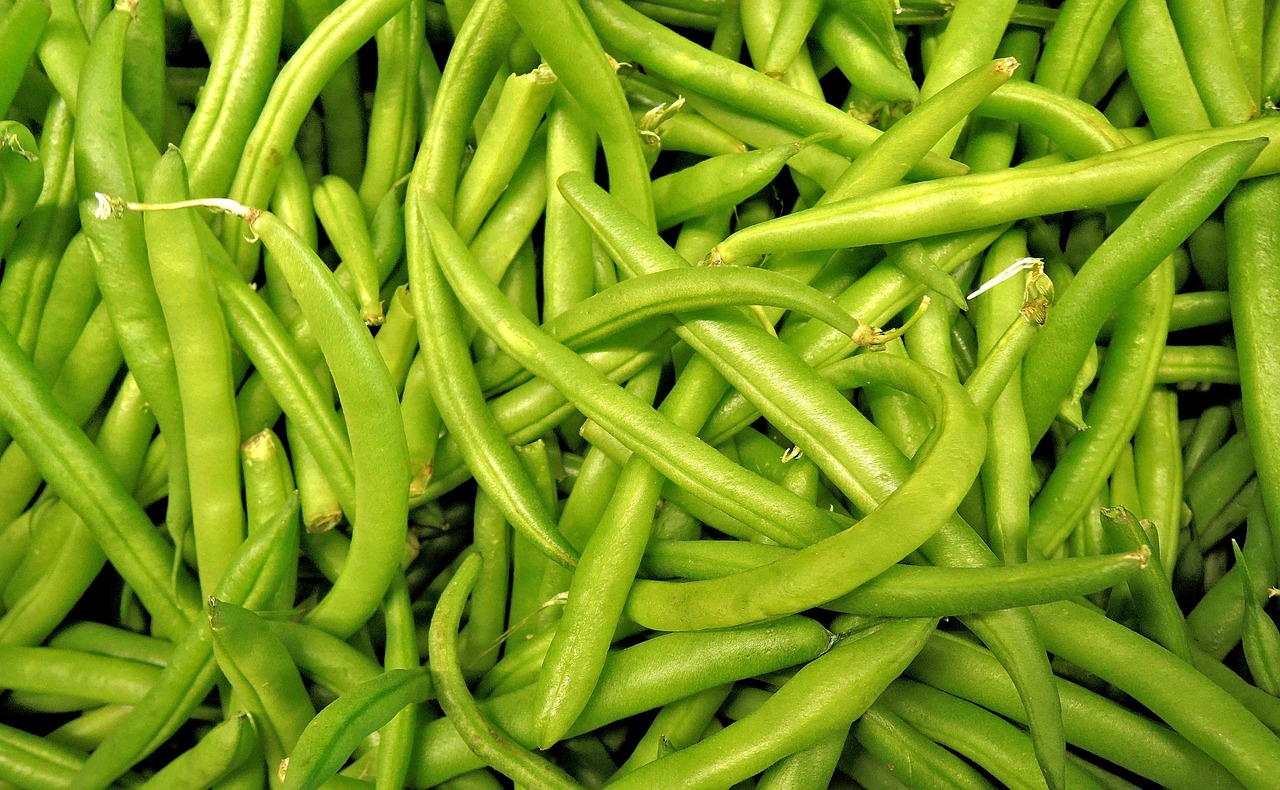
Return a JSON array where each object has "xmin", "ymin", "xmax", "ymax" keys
[{"xmin": 3, "ymin": 0, "xmax": 1280, "ymax": 787}]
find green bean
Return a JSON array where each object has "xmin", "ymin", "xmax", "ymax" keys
[
  {"xmin": 410, "ymin": 616, "xmax": 832, "ymax": 786},
  {"xmin": 1032, "ymin": 0, "xmax": 1126, "ymax": 100},
  {"xmin": 456, "ymin": 491, "xmax": 510, "ymax": 678},
  {"xmin": 45, "ymin": 704, "xmax": 135, "ymax": 752},
  {"xmin": 222, "ymin": 0, "xmax": 410, "ymax": 276},
  {"xmin": 138, "ymin": 712, "xmax": 257, "ymax": 790},
  {"xmin": 268, "ymin": 620, "xmax": 384, "ymax": 696},
  {"xmin": 757, "ymin": 0, "xmax": 819, "ymax": 78},
  {"xmin": 423, "ymin": 203, "xmax": 840, "ymax": 549},
  {"xmin": 465, "ymin": 134, "xmax": 548, "ymax": 284},
  {"xmin": 1198, "ymin": 478, "xmax": 1259, "ymax": 552},
  {"xmin": 563, "ymin": 168, "xmax": 1064, "ymax": 785},
  {"xmin": 613, "ymin": 685, "xmax": 732, "ymax": 779},
  {"xmin": 1132, "ymin": 388, "xmax": 1184, "ymax": 571},
  {"xmin": 0, "ymin": 322, "xmax": 198, "ymax": 638},
  {"xmin": 423, "ymin": 329, "xmax": 676, "ymax": 500},
  {"xmin": 543, "ymin": 91, "xmax": 598, "ymax": 322},
  {"xmin": 28, "ymin": 234, "xmax": 98, "ymax": 381},
  {"xmin": 651, "ymin": 139, "xmax": 809, "ymax": 230},
  {"xmin": 624, "ymin": 352, "xmax": 982, "ymax": 629},
  {"xmin": 1077, "ymin": 27, "xmax": 1126, "ymax": 106},
  {"xmin": 429, "ymin": 553, "xmax": 584, "ymax": 788},
  {"xmin": 143, "ymin": 148, "xmax": 245, "ymax": 598},
  {"xmin": 454, "ymin": 65, "xmax": 557, "ymax": 239},
  {"xmin": 0, "ymin": 121, "xmax": 42, "ymax": 261},
  {"xmin": 974, "ymin": 230, "xmax": 1034, "ymax": 563},
  {"xmin": 0, "ymin": 304, "xmax": 122, "ymax": 530},
  {"xmin": 76, "ymin": 4, "xmax": 193, "ymax": 561},
  {"xmin": 0, "ymin": 720, "xmax": 105, "ymax": 790},
  {"xmin": 209, "ymin": 599, "xmax": 315, "ymax": 788},
  {"xmin": 1022, "ymin": 139, "xmax": 1262, "ymax": 443},
  {"xmin": 1188, "ymin": 500, "xmax": 1275, "ymax": 660},
  {"xmin": 1233, "ymin": 541, "xmax": 1280, "ymax": 696},
  {"xmin": 506, "ymin": 0, "xmax": 653, "ymax": 225},
  {"xmin": 216, "ymin": 206, "xmax": 409, "ymax": 637},
  {"xmin": 1100, "ymin": 506, "xmax": 1191, "ymax": 661},
  {"xmin": 1264, "ymin": 0, "xmax": 1280, "ymax": 100},
  {"xmin": 0, "ymin": 104, "xmax": 75, "ymax": 364},
  {"xmin": 0, "ymin": 0, "xmax": 48, "ymax": 117},
  {"xmin": 0, "ymin": 645, "xmax": 160, "ymax": 706},
  {"xmin": 740, "ymin": 0, "xmax": 824, "ymax": 99},
  {"xmin": 1115, "ymin": 0, "xmax": 1211, "ymax": 135},
  {"xmin": 242, "ymin": 430, "xmax": 299, "ymax": 610},
  {"xmin": 852, "ymin": 705, "xmax": 993, "ymax": 790},
  {"xmin": 642, "ymin": 538, "xmax": 1147, "ymax": 616},
  {"xmin": 1226, "ymin": 174, "xmax": 1280, "ymax": 538},
  {"xmin": 358, "ymin": 0, "xmax": 424, "ymax": 217},
  {"xmin": 313, "ymin": 176, "xmax": 386, "ymax": 326},
  {"xmin": 72, "ymin": 494, "xmax": 299, "ymax": 790},
  {"xmin": 283, "ymin": 669, "xmax": 433, "ymax": 790},
  {"xmin": 507, "ymin": 439, "xmax": 561, "ymax": 642},
  {"xmin": 582, "ymin": 0, "xmax": 963, "ymax": 179},
  {"xmin": 710, "ymin": 124, "xmax": 1280, "ymax": 266},
  {"xmin": 909, "ymin": 630, "xmax": 1242, "ymax": 789},
  {"xmin": 201, "ymin": 233, "xmax": 356, "ymax": 516},
  {"xmin": 1186, "ymin": 405, "xmax": 1234, "ymax": 483},
  {"xmin": 812, "ymin": 9, "xmax": 918, "ymax": 105},
  {"xmin": 755, "ymin": 729, "xmax": 846, "ymax": 790},
  {"xmin": 49, "ymin": 624, "xmax": 171, "ymax": 670},
  {"xmin": 479, "ymin": 265, "xmax": 866, "ymax": 395},
  {"xmin": 1030, "ymin": 256, "xmax": 1175, "ymax": 557},
  {"xmin": 1035, "ymin": 599, "xmax": 1280, "ymax": 787},
  {"xmin": 1187, "ymin": 431, "xmax": 1255, "ymax": 537},
  {"xmin": 531, "ymin": 360, "xmax": 666, "ymax": 748},
  {"xmin": 1168, "ymin": 0, "xmax": 1258, "ymax": 125},
  {"xmin": 1151, "ymin": 345, "xmax": 1240, "ymax": 385},
  {"xmin": 878, "ymin": 679, "xmax": 1105, "ymax": 790},
  {"xmin": 640, "ymin": 83, "xmax": 850, "ymax": 190},
  {"xmin": 178, "ymin": 0, "xmax": 281, "ymax": 196},
  {"xmin": 610, "ymin": 619, "xmax": 936, "ymax": 790}
]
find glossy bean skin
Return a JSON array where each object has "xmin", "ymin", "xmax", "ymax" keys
[
  {"xmin": 1167, "ymin": 0, "xmax": 1258, "ymax": 126},
  {"xmin": 75, "ymin": 4, "xmax": 193, "ymax": 562},
  {"xmin": 908, "ymin": 630, "xmax": 1242, "ymax": 789},
  {"xmin": 420, "ymin": 197, "xmax": 842, "ymax": 548},
  {"xmin": 1226, "ymin": 174, "xmax": 1280, "ymax": 535},
  {"xmin": 623, "ymin": 353, "xmax": 983, "ymax": 629},
  {"xmin": 137, "ymin": 711, "xmax": 257, "ymax": 790},
  {"xmin": 505, "ymin": 0, "xmax": 654, "ymax": 224},
  {"xmin": 1115, "ymin": 0, "xmax": 1211, "ymax": 136},
  {"xmin": 178, "ymin": 0, "xmax": 283, "ymax": 197},
  {"xmin": 877, "ymin": 679, "xmax": 1105, "ymax": 790},
  {"xmin": 639, "ymin": 538, "xmax": 1148, "ymax": 616},
  {"xmin": 710, "ymin": 124, "xmax": 1280, "ymax": 265},
  {"xmin": 609, "ymin": 619, "xmax": 936, "ymax": 790},
  {"xmin": 232, "ymin": 209, "xmax": 409, "ymax": 638},
  {"xmin": 0, "ymin": 323, "xmax": 199, "ymax": 640},
  {"xmin": 1029, "ymin": 258, "xmax": 1175, "ymax": 557},
  {"xmin": 580, "ymin": 0, "xmax": 964, "ymax": 179},
  {"xmin": 72, "ymin": 496, "xmax": 299, "ymax": 790},
  {"xmin": 1035, "ymin": 599, "xmax": 1280, "ymax": 788},
  {"xmin": 429, "ymin": 553, "xmax": 584, "ymax": 788},
  {"xmin": 409, "ymin": 616, "xmax": 832, "ymax": 787},
  {"xmin": 221, "ymin": 0, "xmax": 411, "ymax": 276},
  {"xmin": 209, "ymin": 598, "xmax": 315, "ymax": 787},
  {"xmin": 284, "ymin": 668, "xmax": 434, "ymax": 790},
  {"xmin": 143, "ymin": 149, "xmax": 246, "ymax": 598},
  {"xmin": 1013, "ymin": 135, "xmax": 1264, "ymax": 437}
]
